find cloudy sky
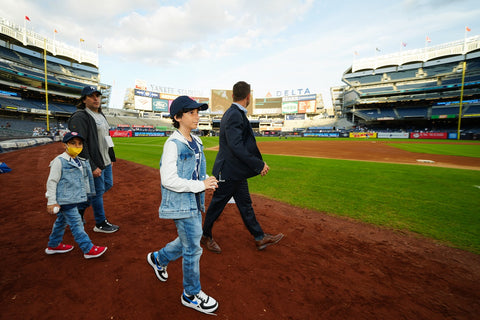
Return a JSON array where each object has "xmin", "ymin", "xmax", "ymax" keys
[{"xmin": 1, "ymin": 0, "xmax": 479, "ymax": 109}]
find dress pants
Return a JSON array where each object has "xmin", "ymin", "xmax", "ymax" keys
[{"xmin": 203, "ymin": 179, "xmax": 264, "ymax": 240}]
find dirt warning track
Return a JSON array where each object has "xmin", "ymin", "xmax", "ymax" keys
[{"xmin": 0, "ymin": 141, "xmax": 479, "ymax": 320}]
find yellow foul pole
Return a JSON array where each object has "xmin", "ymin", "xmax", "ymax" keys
[
  {"xmin": 44, "ymin": 39, "xmax": 50, "ymax": 131},
  {"xmin": 457, "ymin": 61, "xmax": 466, "ymax": 140}
]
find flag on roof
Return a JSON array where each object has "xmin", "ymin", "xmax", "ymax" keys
[{"xmin": 466, "ymin": 26, "xmax": 471, "ymax": 32}]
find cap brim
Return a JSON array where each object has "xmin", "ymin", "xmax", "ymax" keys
[
  {"xmin": 186, "ymin": 103, "xmax": 208, "ymax": 111},
  {"xmin": 63, "ymin": 137, "xmax": 84, "ymax": 143}
]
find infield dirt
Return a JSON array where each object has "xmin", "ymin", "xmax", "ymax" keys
[{"xmin": 0, "ymin": 140, "xmax": 479, "ymax": 319}]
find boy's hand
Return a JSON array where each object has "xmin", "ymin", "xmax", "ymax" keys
[
  {"xmin": 203, "ymin": 176, "xmax": 218, "ymax": 190},
  {"xmin": 47, "ymin": 204, "xmax": 60, "ymax": 215}
]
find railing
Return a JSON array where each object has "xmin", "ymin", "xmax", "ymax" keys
[
  {"xmin": 352, "ymin": 36, "xmax": 480, "ymax": 72},
  {"xmin": 0, "ymin": 17, "xmax": 98, "ymax": 67}
]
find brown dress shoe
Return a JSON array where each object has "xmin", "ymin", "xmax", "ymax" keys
[
  {"xmin": 255, "ymin": 233, "xmax": 284, "ymax": 250},
  {"xmin": 201, "ymin": 235, "xmax": 222, "ymax": 253}
]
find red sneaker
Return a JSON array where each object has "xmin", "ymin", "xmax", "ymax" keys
[
  {"xmin": 84, "ymin": 245, "xmax": 107, "ymax": 259},
  {"xmin": 45, "ymin": 243, "xmax": 74, "ymax": 255}
]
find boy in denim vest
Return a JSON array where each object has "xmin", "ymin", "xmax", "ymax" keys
[
  {"xmin": 147, "ymin": 96, "xmax": 219, "ymax": 315},
  {"xmin": 45, "ymin": 131, "xmax": 107, "ymax": 259}
]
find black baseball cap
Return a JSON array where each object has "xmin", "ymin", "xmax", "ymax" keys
[{"xmin": 169, "ymin": 96, "xmax": 208, "ymax": 118}]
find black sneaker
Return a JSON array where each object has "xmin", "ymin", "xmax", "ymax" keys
[
  {"xmin": 93, "ymin": 220, "xmax": 119, "ymax": 233},
  {"xmin": 146, "ymin": 252, "xmax": 168, "ymax": 282},
  {"xmin": 181, "ymin": 290, "xmax": 218, "ymax": 314}
]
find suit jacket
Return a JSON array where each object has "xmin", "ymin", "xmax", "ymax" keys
[{"xmin": 212, "ymin": 104, "xmax": 264, "ymax": 180}]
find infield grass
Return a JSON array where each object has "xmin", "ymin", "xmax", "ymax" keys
[{"xmin": 113, "ymin": 137, "xmax": 480, "ymax": 254}]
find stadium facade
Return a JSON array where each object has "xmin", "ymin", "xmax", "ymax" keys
[
  {"xmin": 0, "ymin": 17, "xmax": 110, "ymax": 137},
  {"xmin": 121, "ymin": 80, "xmax": 349, "ymax": 136},
  {"xmin": 2, "ymin": 14, "xmax": 479, "ymax": 140},
  {"xmin": 341, "ymin": 35, "xmax": 480, "ymax": 134}
]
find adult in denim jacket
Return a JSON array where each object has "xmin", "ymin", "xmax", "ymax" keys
[{"xmin": 147, "ymin": 96, "xmax": 219, "ymax": 315}]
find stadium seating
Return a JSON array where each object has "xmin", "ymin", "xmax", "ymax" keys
[
  {"xmin": 431, "ymin": 107, "xmax": 459, "ymax": 116},
  {"xmin": 464, "ymin": 105, "xmax": 480, "ymax": 115},
  {"xmin": 0, "ymin": 96, "xmax": 76, "ymax": 113},
  {"xmin": 0, "ymin": 45, "xmax": 98, "ymax": 84},
  {"xmin": 396, "ymin": 107, "xmax": 428, "ymax": 118},
  {"xmin": 388, "ymin": 69, "xmax": 417, "ymax": 80}
]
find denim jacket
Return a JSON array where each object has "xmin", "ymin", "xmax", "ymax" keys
[
  {"xmin": 159, "ymin": 130, "xmax": 207, "ymax": 219},
  {"xmin": 45, "ymin": 153, "xmax": 96, "ymax": 206}
]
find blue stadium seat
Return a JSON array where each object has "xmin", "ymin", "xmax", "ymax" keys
[{"xmin": 397, "ymin": 108, "xmax": 428, "ymax": 118}]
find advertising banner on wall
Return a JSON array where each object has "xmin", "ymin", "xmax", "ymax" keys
[
  {"xmin": 304, "ymin": 132, "xmax": 340, "ymax": 137},
  {"xmin": 135, "ymin": 89, "xmax": 160, "ymax": 98},
  {"xmin": 135, "ymin": 79, "xmax": 148, "ymax": 90},
  {"xmin": 299, "ymin": 100, "xmax": 316, "ymax": 113},
  {"xmin": 134, "ymin": 131, "xmax": 167, "ymax": 137},
  {"xmin": 377, "ymin": 132, "xmax": 410, "ymax": 139},
  {"xmin": 410, "ymin": 132, "xmax": 447, "ymax": 139},
  {"xmin": 282, "ymin": 101, "xmax": 298, "ymax": 114},
  {"xmin": 152, "ymin": 98, "xmax": 169, "ymax": 112},
  {"xmin": 285, "ymin": 114, "xmax": 306, "ymax": 120},
  {"xmin": 211, "ymin": 89, "xmax": 233, "ymax": 113},
  {"xmin": 109, "ymin": 130, "xmax": 132, "ymax": 137},
  {"xmin": 282, "ymin": 94, "xmax": 316, "ymax": 114},
  {"xmin": 134, "ymin": 95, "xmax": 152, "ymax": 111},
  {"xmin": 349, "ymin": 132, "xmax": 378, "ymax": 138}
]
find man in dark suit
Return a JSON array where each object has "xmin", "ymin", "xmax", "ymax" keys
[{"xmin": 201, "ymin": 81, "xmax": 284, "ymax": 253}]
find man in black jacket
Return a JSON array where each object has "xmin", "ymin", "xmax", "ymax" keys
[
  {"xmin": 201, "ymin": 81, "xmax": 283, "ymax": 252},
  {"xmin": 68, "ymin": 85, "xmax": 119, "ymax": 233}
]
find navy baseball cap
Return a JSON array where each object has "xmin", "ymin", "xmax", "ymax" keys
[
  {"xmin": 81, "ymin": 85, "xmax": 101, "ymax": 96},
  {"xmin": 63, "ymin": 131, "xmax": 84, "ymax": 143},
  {"xmin": 169, "ymin": 96, "xmax": 208, "ymax": 118}
]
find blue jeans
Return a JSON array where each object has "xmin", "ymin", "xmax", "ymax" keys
[
  {"xmin": 156, "ymin": 212, "xmax": 203, "ymax": 295},
  {"xmin": 47, "ymin": 206, "xmax": 93, "ymax": 253},
  {"xmin": 80, "ymin": 164, "xmax": 113, "ymax": 224}
]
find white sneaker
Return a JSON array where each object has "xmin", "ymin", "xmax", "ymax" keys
[
  {"xmin": 146, "ymin": 252, "xmax": 168, "ymax": 281},
  {"xmin": 181, "ymin": 290, "xmax": 218, "ymax": 314}
]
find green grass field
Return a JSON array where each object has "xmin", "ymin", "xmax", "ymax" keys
[
  {"xmin": 113, "ymin": 137, "xmax": 480, "ymax": 254},
  {"xmin": 388, "ymin": 142, "xmax": 480, "ymax": 157}
]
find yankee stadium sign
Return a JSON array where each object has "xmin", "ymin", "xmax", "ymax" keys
[{"xmin": 149, "ymin": 85, "xmax": 204, "ymax": 97}]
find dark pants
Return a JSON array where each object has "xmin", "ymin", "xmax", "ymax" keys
[{"xmin": 203, "ymin": 179, "xmax": 264, "ymax": 240}]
